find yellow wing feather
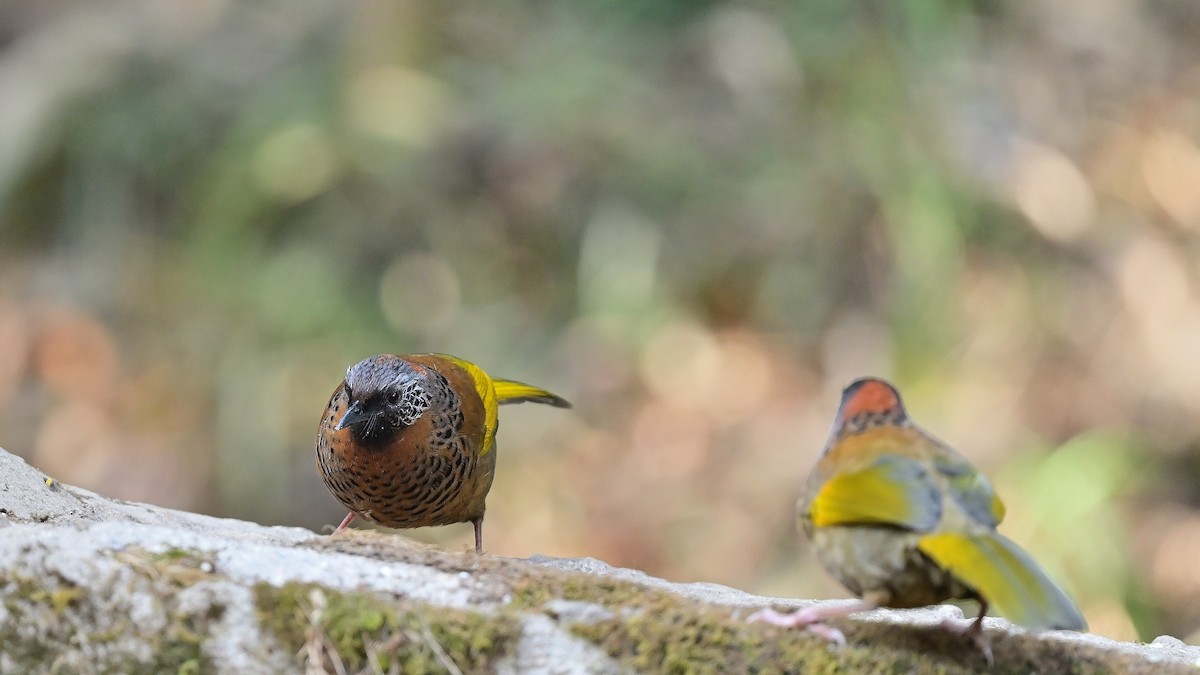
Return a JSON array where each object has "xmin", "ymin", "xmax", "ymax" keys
[
  {"xmin": 492, "ymin": 379, "xmax": 572, "ymax": 408},
  {"xmin": 918, "ymin": 531, "xmax": 1086, "ymax": 631},
  {"xmin": 807, "ymin": 456, "xmax": 942, "ymax": 531},
  {"xmin": 430, "ymin": 354, "xmax": 500, "ymax": 455},
  {"xmin": 430, "ymin": 354, "xmax": 570, "ymax": 456}
]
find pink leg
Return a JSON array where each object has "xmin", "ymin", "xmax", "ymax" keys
[
  {"xmin": 471, "ymin": 517, "xmax": 484, "ymax": 554},
  {"xmin": 748, "ymin": 599, "xmax": 877, "ymax": 646},
  {"xmin": 938, "ymin": 601, "xmax": 992, "ymax": 666},
  {"xmin": 332, "ymin": 511, "xmax": 356, "ymax": 534}
]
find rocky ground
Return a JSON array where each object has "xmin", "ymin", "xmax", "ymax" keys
[{"xmin": 0, "ymin": 446, "xmax": 1197, "ymax": 674}]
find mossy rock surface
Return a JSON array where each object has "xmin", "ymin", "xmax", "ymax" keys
[
  {"xmin": 253, "ymin": 581, "xmax": 522, "ymax": 673},
  {"xmin": 0, "ymin": 446, "xmax": 1198, "ymax": 674}
]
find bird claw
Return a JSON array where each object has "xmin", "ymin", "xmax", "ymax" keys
[
  {"xmin": 938, "ymin": 618, "xmax": 993, "ymax": 666},
  {"xmin": 748, "ymin": 606, "xmax": 814, "ymax": 627},
  {"xmin": 748, "ymin": 607, "xmax": 846, "ymax": 646},
  {"xmin": 804, "ymin": 622, "xmax": 847, "ymax": 646}
]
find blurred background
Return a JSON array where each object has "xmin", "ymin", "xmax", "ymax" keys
[{"xmin": 1, "ymin": 0, "xmax": 1199, "ymax": 644}]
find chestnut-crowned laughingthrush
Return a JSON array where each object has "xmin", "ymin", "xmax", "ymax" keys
[{"xmin": 316, "ymin": 353, "xmax": 569, "ymax": 553}]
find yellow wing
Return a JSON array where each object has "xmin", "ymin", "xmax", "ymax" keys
[
  {"xmin": 806, "ymin": 455, "xmax": 943, "ymax": 531},
  {"xmin": 492, "ymin": 379, "xmax": 572, "ymax": 408},
  {"xmin": 431, "ymin": 354, "xmax": 570, "ymax": 456},
  {"xmin": 918, "ymin": 531, "xmax": 1086, "ymax": 631}
]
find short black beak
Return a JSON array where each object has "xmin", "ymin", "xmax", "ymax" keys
[{"xmin": 335, "ymin": 402, "xmax": 371, "ymax": 431}]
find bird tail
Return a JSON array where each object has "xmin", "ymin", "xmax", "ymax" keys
[
  {"xmin": 917, "ymin": 531, "xmax": 1087, "ymax": 631},
  {"xmin": 492, "ymin": 379, "xmax": 572, "ymax": 408},
  {"xmin": 427, "ymin": 353, "xmax": 570, "ymax": 408}
]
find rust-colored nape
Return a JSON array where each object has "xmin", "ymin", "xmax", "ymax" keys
[{"xmin": 836, "ymin": 377, "xmax": 906, "ymax": 424}]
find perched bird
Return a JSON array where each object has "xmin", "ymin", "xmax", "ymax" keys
[
  {"xmin": 316, "ymin": 353, "xmax": 570, "ymax": 553},
  {"xmin": 752, "ymin": 377, "xmax": 1086, "ymax": 659}
]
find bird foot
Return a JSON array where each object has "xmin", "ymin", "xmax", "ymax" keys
[
  {"xmin": 938, "ymin": 617, "xmax": 992, "ymax": 666},
  {"xmin": 748, "ymin": 607, "xmax": 847, "ymax": 646}
]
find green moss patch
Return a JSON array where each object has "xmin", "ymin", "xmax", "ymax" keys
[
  {"xmin": 0, "ymin": 565, "xmax": 210, "ymax": 674},
  {"xmin": 499, "ymin": 564, "xmax": 1187, "ymax": 674},
  {"xmin": 254, "ymin": 582, "xmax": 521, "ymax": 673},
  {"xmin": 120, "ymin": 546, "xmax": 218, "ymax": 589},
  {"xmin": 302, "ymin": 532, "xmax": 1196, "ymax": 673}
]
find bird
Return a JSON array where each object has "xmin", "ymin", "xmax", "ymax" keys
[
  {"xmin": 316, "ymin": 353, "xmax": 570, "ymax": 553},
  {"xmin": 751, "ymin": 377, "xmax": 1086, "ymax": 660}
]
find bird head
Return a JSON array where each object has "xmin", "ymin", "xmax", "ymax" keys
[
  {"xmin": 336, "ymin": 355, "xmax": 433, "ymax": 445},
  {"xmin": 834, "ymin": 377, "xmax": 909, "ymax": 433}
]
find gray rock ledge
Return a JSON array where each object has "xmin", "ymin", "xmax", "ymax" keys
[{"xmin": 0, "ymin": 447, "xmax": 1197, "ymax": 674}]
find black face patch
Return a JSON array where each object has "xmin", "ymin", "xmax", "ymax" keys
[
  {"xmin": 342, "ymin": 356, "xmax": 434, "ymax": 447},
  {"xmin": 350, "ymin": 381, "xmax": 431, "ymax": 446}
]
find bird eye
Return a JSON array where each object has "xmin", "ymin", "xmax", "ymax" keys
[{"xmin": 386, "ymin": 390, "xmax": 400, "ymax": 405}]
